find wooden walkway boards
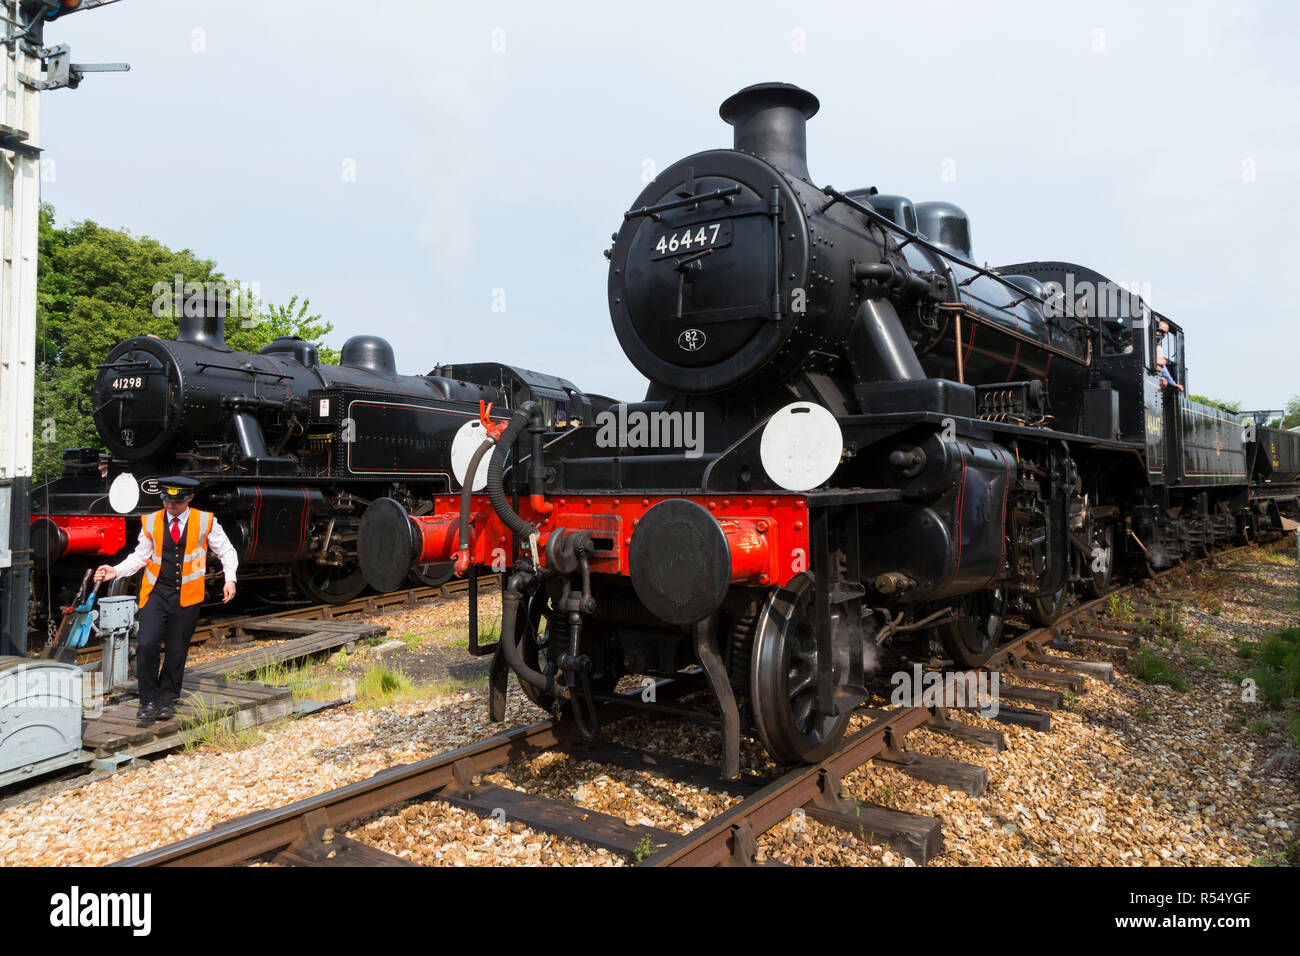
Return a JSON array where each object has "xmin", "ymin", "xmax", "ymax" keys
[
  {"xmin": 81, "ymin": 676, "xmax": 292, "ymax": 757},
  {"xmin": 80, "ymin": 618, "xmax": 384, "ymax": 759},
  {"xmin": 188, "ymin": 618, "xmax": 389, "ymax": 679}
]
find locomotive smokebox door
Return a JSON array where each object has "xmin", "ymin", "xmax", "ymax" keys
[{"xmin": 628, "ymin": 499, "xmax": 731, "ymax": 625}]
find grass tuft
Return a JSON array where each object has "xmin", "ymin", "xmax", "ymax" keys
[
  {"xmin": 355, "ymin": 664, "xmax": 415, "ymax": 708},
  {"xmin": 1131, "ymin": 648, "xmax": 1189, "ymax": 690},
  {"xmin": 1246, "ymin": 628, "xmax": 1300, "ymax": 709},
  {"xmin": 180, "ymin": 693, "xmax": 262, "ymax": 752}
]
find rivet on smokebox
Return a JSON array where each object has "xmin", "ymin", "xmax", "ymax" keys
[{"xmin": 794, "ymin": 521, "xmax": 804, "ymax": 530}]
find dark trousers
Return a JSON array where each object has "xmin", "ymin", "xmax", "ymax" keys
[{"xmin": 135, "ymin": 584, "xmax": 201, "ymax": 707}]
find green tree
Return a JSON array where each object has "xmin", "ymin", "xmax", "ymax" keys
[
  {"xmin": 1281, "ymin": 396, "xmax": 1300, "ymax": 430},
  {"xmin": 1188, "ymin": 394, "xmax": 1241, "ymax": 414},
  {"xmin": 227, "ymin": 295, "xmax": 339, "ymax": 364},
  {"xmin": 32, "ymin": 204, "xmax": 333, "ymax": 478}
]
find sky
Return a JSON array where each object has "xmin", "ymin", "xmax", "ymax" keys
[{"xmin": 37, "ymin": 0, "xmax": 1300, "ymax": 412}]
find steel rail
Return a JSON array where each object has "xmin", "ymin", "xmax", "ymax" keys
[
  {"xmin": 114, "ymin": 715, "xmax": 573, "ymax": 867},
  {"xmin": 115, "ymin": 674, "xmax": 691, "ymax": 867},
  {"xmin": 647, "ymin": 705, "xmax": 932, "ymax": 867},
  {"xmin": 647, "ymin": 540, "xmax": 1261, "ymax": 866},
  {"xmin": 115, "ymin": 540, "xmax": 1270, "ymax": 867}
]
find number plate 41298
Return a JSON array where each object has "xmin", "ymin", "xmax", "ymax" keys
[{"xmin": 651, "ymin": 220, "xmax": 732, "ymax": 260}]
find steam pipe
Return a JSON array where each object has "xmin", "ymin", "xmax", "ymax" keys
[
  {"xmin": 854, "ymin": 261, "xmax": 942, "ymax": 301},
  {"xmin": 500, "ymin": 572, "xmax": 567, "ymax": 698},
  {"xmin": 456, "ymin": 438, "xmax": 495, "ymax": 574},
  {"xmin": 844, "ymin": 298, "xmax": 927, "ymax": 383},
  {"xmin": 486, "ymin": 403, "xmax": 543, "ymax": 540},
  {"xmin": 231, "ymin": 411, "xmax": 271, "ymax": 459}
]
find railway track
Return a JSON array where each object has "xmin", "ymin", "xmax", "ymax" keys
[
  {"xmin": 192, "ymin": 576, "xmax": 497, "ymax": 644},
  {"xmin": 70, "ymin": 576, "xmax": 500, "ymax": 664},
  {"xmin": 114, "ymin": 541, "xmax": 1268, "ymax": 868}
]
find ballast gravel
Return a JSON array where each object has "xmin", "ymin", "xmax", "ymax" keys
[{"xmin": 0, "ymin": 548, "xmax": 1294, "ymax": 866}]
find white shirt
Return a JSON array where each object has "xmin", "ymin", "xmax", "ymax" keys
[{"xmin": 113, "ymin": 506, "xmax": 239, "ymax": 584}]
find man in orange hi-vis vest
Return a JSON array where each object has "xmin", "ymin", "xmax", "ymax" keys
[{"xmin": 94, "ymin": 477, "xmax": 238, "ymax": 725}]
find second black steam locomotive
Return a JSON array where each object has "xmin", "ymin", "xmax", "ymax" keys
[{"xmin": 30, "ymin": 299, "xmax": 605, "ymax": 620}]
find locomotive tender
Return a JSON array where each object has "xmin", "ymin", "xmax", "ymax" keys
[
  {"xmin": 30, "ymin": 298, "xmax": 602, "ymax": 618},
  {"xmin": 363, "ymin": 82, "xmax": 1298, "ymax": 775}
]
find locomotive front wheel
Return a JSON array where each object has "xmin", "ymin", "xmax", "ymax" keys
[
  {"xmin": 750, "ymin": 574, "xmax": 852, "ymax": 765},
  {"xmin": 1028, "ymin": 585, "xmax": 1068, "ymax": 627},
  {"xmin": 408, "ymin": 563, "xmax": 455, "ymax": 589},
  {"xmin": 293, "ymin": 561, "xmax": 367, "ymax": 605},
  {"xmin": 939, "ymin": 589, "xmax": 1007, "ymax": 668}
]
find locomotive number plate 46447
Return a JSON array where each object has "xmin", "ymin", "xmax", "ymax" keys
[{"xmin": 651, "ymin": 221, "xmax": 732, "ymax": 259}]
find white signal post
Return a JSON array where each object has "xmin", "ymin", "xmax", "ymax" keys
[{"xmin": 0, "ymin": 2, "xmax": 42, "ymax": 654}]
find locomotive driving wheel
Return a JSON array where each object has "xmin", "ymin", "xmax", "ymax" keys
[
  {"xmin": 939, "ymin": 589, "xmax": 1007, "ymax": 668},
  {"xmin": 750, "ymin": 573, "xmax": 852, "ymax": 766},
  {"xmin": 293, "ymin": 561, "xmax": 366, "ymax": 605},
  {"xmin": 408, "ymin": 563, "xmax": 455, "ymax": 588},
  {"xmin": 1085, "ymin": 522, "xmax": 1115, "ymax": 597},
  {"xmin": 1028, "ymin": 584, "xmax": 1068, "ymax": 626}
]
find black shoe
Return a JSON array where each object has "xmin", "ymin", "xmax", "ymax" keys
[
  {"xmin": 157, "ymin": 702, "xmax": 177, "ymax": 721},
  {"xmin": 137, "ymin": 702, "xmax": 158, "ymax": 725}
]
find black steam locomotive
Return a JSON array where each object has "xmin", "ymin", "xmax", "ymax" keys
[
  {"xmin": 363, "ymin": 82, "xmax": 1299, "ymax": 776},
  {"xmin": 30, "ymin": 301, "xmax": 603, "ymax": 621}
]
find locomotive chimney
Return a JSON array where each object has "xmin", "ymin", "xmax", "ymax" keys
[
  {"xmin": 719, "ymin": 82, "xmax": 820, "ymax": 180},
  {"xmin": 175, "ymin": 287, "xmax": 229, "ymax": 350}
]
